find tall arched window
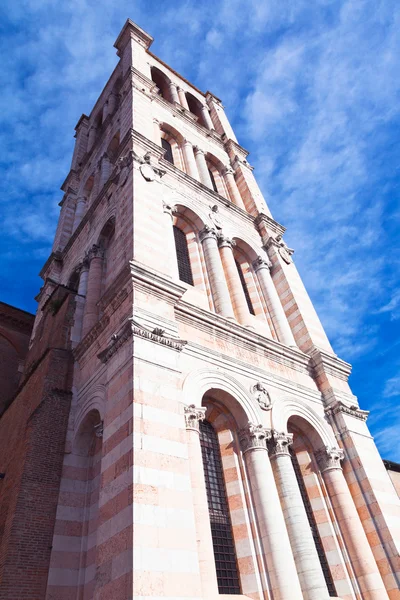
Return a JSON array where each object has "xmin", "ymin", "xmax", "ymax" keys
[
  {"xmin": 235, "ymin": 260, "xmax": 255, "ymax": 315},
  {"xmin": 208, "ymin": 168, "xmax": 218, "ymax": 193},
  {"xmin": 161, "ymin": 138, "xmax": 174, "ymax": 164},
  {"xmin": 290, "ymin": 448, "xmax": 337, "ymax": 596},
  {"xmin": 173, "ymin": 226, "xmax": 194, "ymax": 285},
  {"xmin": 199, "ymin": 420, "xmax": 241, "ymax": 594}
]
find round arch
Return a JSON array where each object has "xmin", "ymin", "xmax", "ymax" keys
[
  {"xmin": 182, "ymin": 368, "xmax": 261, "ymax": 427},
  {"xmin": 74, "ymin": 383, "xmax": 106, "ymax": 442}
]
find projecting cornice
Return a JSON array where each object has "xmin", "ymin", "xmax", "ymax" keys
[
  {"xmin": 309, "ymin": 347, "xmax": 352, "ymax": 382},
  {"xmin": 130, "ymin": 260, "xmax": 187, "ymax": 305},
  {"xmin": 114, "ymin": 19, "xmax": 153, "ymax": 52}
]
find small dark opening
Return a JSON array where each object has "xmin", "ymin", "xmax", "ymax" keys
[
  {"xmin": 173, "ymin": 226, "xmax": 194, "ymax": 285},
  {"xmin": 162, "ymin": 138, "xmax": 174, "ymax": 165},
  {"xmin": 235, "ymin": 260, "xmax": 255, "ymax": 315},
  {"xmin": 208, "ymin": 168, "xmax": 218, "ymax": 193}
]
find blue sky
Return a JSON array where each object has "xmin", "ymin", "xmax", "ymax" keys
[{"xmin": 1, "ymin": 1, "xmax": 399, "ymax": 459}]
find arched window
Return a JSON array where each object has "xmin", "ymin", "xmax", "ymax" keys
[
  {"xmin": 162, "ymin": 138, "xmax": 174, "ymax": 164},
  {"xmin": 208, "ymin": 168, "xmax": 218, "ymax": 193},
  {"xmin": 199, "ymin": 420, "xmax": 241, "ymax": 594},
  {"xmin": 290, "ymin": 448, "xmax": 337, "ymax": 596},
  {"xmin": 173, "ymin": 226, "xmax": 194, "ymax": 285},
  {"xmin": 235, "ymin": 260, "xmax": 255, "ymax": 315}
]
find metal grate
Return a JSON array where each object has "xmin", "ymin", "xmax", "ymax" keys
[
  {"xmin": 290, "ymin": 448, "xmax": 337, "ymax": 597},
  {"xmin": 199, "ymin": 420, "xmax": 241, "ymax": 594},
  {"xmin": 173, "ymin": 226, "xmax": 194, "ymax": 286},
  {"xmin": 161, "ymin": 138, "xmax": 174, "ymax": 164},
  {"xmin": 208, "ymin": 168, "xmax": 218, "ymax": 193},
  {"xmin": 235, "ymin": 260, "xmax": 255, "ymax": 315}
]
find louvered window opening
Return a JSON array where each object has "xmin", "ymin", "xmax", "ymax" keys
[
  {"xmin": 161, "ymin": 138, "xmax": 174, "ymax": 164},
  {"xmin": 290, "ymin": 448, "xmax": 337, "ymax": 597},
  {"xmin": 235, "ymin": 260, "xmax": 255, "ymax": 315},
  {"xmin": 199, "ymin": 420, "xmax": 241, "ymax": 594},
  {"xmin": 208, "ymin": 168, "xmax": 218, "ymax": 193},
  {"xmin": 173, "ymin": 226, "xmax": 194, "ymax": 286}
]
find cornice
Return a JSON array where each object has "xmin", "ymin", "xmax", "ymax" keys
[
  {"xmin": 309, "ymin": 347, "xmax": 352, "ymax": 382},
  {"xmin": 325, "ymin": 400, "xmax": 369, "ymax": 422},
  {"xmin": 255, "ymin": 213, "xmax": 286, "ymax": 237},
  {"xmin": 223, "ymin": 137, "xmax": 250, "ymax": 161},
  {"xmin": 131, "ymin": 260, "xmax": 187, "ymax": 304},
  {"xmin": 114, "ymin": 19, "xmax": 153, "ymax": 53}
]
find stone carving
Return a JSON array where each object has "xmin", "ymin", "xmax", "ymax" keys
[
  {"xmin": 239, "ymin": 423, "xmax": 271, "ymax": 453},
  {"xmin": 217, "ymin": 234, "xmax": 235, "ymax": 249},
  {"xmin": 94, "ymin": 421, "xmax": 104, "ymax": 438},
  {"xmin": 315, "ymin": 446, "xmax": 345, "ymax": 472},
  {"xmin": 97, "ymin": 319, "xmax": 133, "ymax": 363},
  {"xmin": 275, "ymin": 234, "xmax": 294, "ymax": 264},
  {"xmin": 326, "ymin": 401, "xmax": 369, "ymax": 422},
  {"xmin": 268, "ymin": 431, "xmax": 293, "ymax": 457},
  {"xmin": 162, "ymin": 201, "xmax": 176, "ymax": 219},
  {"xmin": 209, "ymin": 204, "xmax": 223, "ymax": 230},
  {"xmin": 130, "ymin": 318, "xmax": 187, "ymax": 351},
  {"xmin": 88, "ymin": 244, "xmax": 105, "ymax": 261},
  {"xmin": 199, "ymin": 225, "xmax": 217, "ymax": 243},
  {"xmin": 184, "ymin": 404, "xmax": 206, "ymax": 432},
  {"xmin": 250, "ymin": 381, "xmax": 272, "ymax": 410},
  {"xmin": 252, "ymin": 255, "xmax": 272, "ymax": 271}
]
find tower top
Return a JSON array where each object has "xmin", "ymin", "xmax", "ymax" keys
[{"xmin": 114, "ymin": 18, "xmax": 153, "ymax": 54}]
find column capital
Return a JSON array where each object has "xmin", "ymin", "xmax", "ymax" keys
[
  {"xmin": 199, "ymin": 225, "xmax": 217, "ymax": 243},
  {"xmin": 268, "ymin": 431, "xmax": 293, "ymax": 458},
  {"xmin": 162, "ymin": 200, "xmax": 176, "ymax": 218},
  {"xmin": 87, "ymin": 244, "xmax": 105, "ymax": 261},
  {"xmin": 184, "ymin": 404, "xmax": 206, "ymax": 432},
  {"xmin": 253, "ymin": 255, "xmax": 272, "ymax": 272},
  {"xmin": 193, "ymin": 145, "xmax": 205, "ymax": 155},
  {"xmin": 78, "ymin": 257, "xmax": 90, "ymax": 273},
  {"xmin": 315, "ymin": 446, "xmax": 344, "ymax": 472},
  {"xmin": 217, "ymin": 234, "xmax": 235, "ymax": 249},
  {"xmin": 222, "ymin": 165, "xmax": 235, "ymax": 176},
  {"xmin": 239, "ymin": 423, "xmax": 271, "ymax": 454},
  {"xmin": 183, "ymin": 138, "xmax": 193, "ymax": 147}
]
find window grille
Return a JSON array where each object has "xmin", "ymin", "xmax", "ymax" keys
[
  {"xmin": 208, "ymin": 168, "xmax": 218, "ymax": 193},
  {"xmin": 161, "ymin": 138, "xmax": 174, "ymax": 164},
  {"xmin": 235, "ymin": 260, "xmax": 255, "ymax": 315},
  {"xmin": 199, "ymin": 420, "xmax": 241, "ymax": 594},
  {"xmin": 173, "ymin": 226, "xmax": 194, "ymax": 286},
  {"xmin": 290, "ymin": 448, "xmax": 337, "ymax": 596}
]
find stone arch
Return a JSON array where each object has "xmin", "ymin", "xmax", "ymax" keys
[
  {"xmin": 185, "ymin": 91, "xmax": 209, "ymax": 128},
  {"xmin": 151, "ymin": 66, "xmax": 172, "ymax": 102},
  {"xmin": 173, "ymin": 202, "xmax": 208, "ymax": 233},
  {"xmin": 271, "ymin": 395, "xmax": 336, "ymax": 450},
  {"xmin": 159, "ymin": 122, "xmax": 185, "ymax": 169},
  {"xmin": 74, "ymin": 383, "xmax": 106, "ymax": 442},
  {"xmin": 107, "ymin": 130, "xmax": 120, "ymax": 162},
  {"xmin": 182, "ymin": 368, "xmax": 261, "ymax": 428},
  {"xmin": 172, "ymin": 204, "xmax": 208, "ymax": 294},
  {"xmin": 205, "ymin": 151, "xmax": 228, "ymax": 198}
]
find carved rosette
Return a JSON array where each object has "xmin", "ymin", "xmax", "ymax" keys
[
  {"xmin": 199, "ymin": 225, "xmax": 217, "ymax": 243},
  {"xmin": 239, "ymin": 423, "xmax": 271, "ymax": 454},
  {"xmin": 184, "ymin": 404, "xmax": 206, "ymax": 432},
  {"xmin": 252, "ymin": 255, "xmax": 272, "ymax": 272},
  {"xmin": 315, "ymin": 446, "xmax": 345, "ymax": 473},
  {"xmin": 268, "ymin": 431, "xmax": 293, "ymax": 458}
]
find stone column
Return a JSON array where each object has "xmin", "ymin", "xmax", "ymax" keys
[
  {"xmin": 239, "ymin": 424, "xmax": 303, "ymax": 600},
  {"xmin": 102, "ymin": 100, "xmax": 109, "ymax": 122},
  {"xmin": 199, "ymin": 226, "xmax": 235, "ymax": 319},
  {"xmin": 269, "ymin": 432, "xmax": 331, "ymax": 600},
  {"xmin": 182, "ymin": 139, "xmax": 199, "ymax": 180},
  {"xmin": 72, "ymin": 196, "xmax": 87, "ymax": 232},
  {"xmin": 71, "ymin": 259, "xmax": 89, "ymax": 345},
  {"xmin": 82, "ymin": 245, "xmax": 104, "ymax": 337},
  {"xmin": 200, "ymin": 104, "xmax": 214, "ymax": 130},
  {"xmin": 87, "ymin": 125, "xmax": 97, "ymax": 153},
  {"xmin": 184, "ymin": 405, "xmax": 219, "ymax": 599},
  {"xmin": 222, "ymin": 166, "xmax": 246, "ymax": 209},
  {"xmin": 108, "ymin": 92, "xmax": 118, "ymax": 114},
  {"xmin": 99, "ymin": 154, "xmax": 112, "ymax": 189},
  {"xmin": 316, "ymin": 447, "xmax": 389, "ymax": 600},
  {"xmin": 253, "ymin": 256, "xmax": 297, "ymax": 347},
  {"xmin": 177, "ymin": 86, "xmax": 190, "ymax": 110},
  {"xmin": 163, "ymin": 201, "xmax": 180, "ymax": 280},
  {"xmin": 193, "ymin": 146, "xmax": 213, "ymax": 188},
  {"xmin": 168, "ymin": 81, "xmax": 180, "ymax": 104},
  {"xmin": 218, "ymin": 236, "xmax": 254, "ymax": 328}
]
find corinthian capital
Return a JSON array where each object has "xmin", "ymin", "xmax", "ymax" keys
[
  {"xmin": 199, "ymin": 225, "xmax": 217, "ymax": 243},
  {"xmin": 217, "ymin": 234, "xmax": 235, "ymax": 249},
  {"xmin": 88, "ymin": 244, "xmax": 105, "ymax": 261},
  {"xmin": 252, "ymin": 255, "xmax": 272, "ymax": 271},
  {"xmin": 184, "ymin": 404, "xmax": 206, "ymax": 432},
  {"xmin": 315, "ymin": 446, "xmax": 345, "ymax": 473},
  {"xmin": 268, "ymin": 431, "xmax": 293, "ymax": 458},
  {"xmin": 239, "ymin": 423, "xmax": 271, "ymax": 453}
]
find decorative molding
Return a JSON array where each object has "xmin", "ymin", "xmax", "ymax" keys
[
  {"xmin": 325, "ymin": 400, "xmax": 369, "ymax": 422},
  {"xmin": 97, "ymin": 319, "xmax": 133, "ymax": 363},
  {"xmin": 250, "ymin": 381, "xmax": 272, "ymax": 410},
  {"xmin": 131, "ymin": 318, "xmax": 187, "ymax": 351},
  {"xmin": 254, "ymin": 212, "xmax": 286, "ymax": 238},
  {"xmin": 315, "ymin": 446, "xmax": 345, "ymax": 472},
  {"xmin": 184, "ymin": 404, "xmax": 206, "ymax": 432},
  {"xmin": 268, "ymin": 431, "xmax": 293, "ymax": 457},
  {"xmin": 309, "ymin": 347, "xmax": 352, "ymax": 383},
  {"xmin": 239, "ymin": 423, "xmax": 271, "ymax": 453},
  {"xmin": 130, "ymin": 260, "xmax": 187, "ymax": 305}
]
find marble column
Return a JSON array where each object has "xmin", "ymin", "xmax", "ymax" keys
[
  {"xmin": 193, "ymin": 147, "xmax": 213, "ymax": 188},
  {"xmin": 218, "ymin": 236, "xmax": 254, "ymax": 328},
  {"xmin": 99, "ymin": 154, "xmax": 112, "ymax": 189},
  {"xmin": 72, "ymin": 196, "xmax": 87, "ymax": 232},
  {"xmin": 199, "ymin": 226, "xmax": 235, "ymax": 319},
  {"xmin": 222, "ymin": 166, "xmax": 246, "ymax": 209},
  {"xmin": 177, "ymin": 86, "xmax": 190, "ymax": 110},
  {"xmin": 87, "ymin": 126, "xmax": 97, "ymax": 153},
  {"xmin": 269, "ymin": 432, "xmax": 331, "ymax": 600},
  {"xmin": 316, "ymin": 447, "xmax": 389, "ymax": 600},
  {"xmin": 182, "ymin": 139, "xmax": 199, "ymax": 180},
  {"xmin": 168, "ymin": 81, "xmax": 180, "ymax": 104},
  {"xmin": 108, "ymin": 92, "xmax": 118, "ymax": 114},
  {"xmin": 162, "ymin": 201, "xmax": 180, "ymax": 280},
  {"xmin": 200, "ymin": 104, "xmax": 214, "ymax": 130},
  {"xmin": 239, "ymin": 424, "xmax": 303, "ymax": 600},
  {"xmin": 102, "ymin": 99, "xmax": 109, "ymax": 123},
  {"xmin": 184, "ymin": 405, "xmax": 219, "ymax": 599},
  {"xmin": 82, "ymin": 245, "xmax": 104, "ymax": 337},
  {"xmin": 71, "ymin": 259, "xmax": 89, "ymax": 345},
  {"xmin": 253, "ymin": 256, "xmax": 297, "ymax": 347}
]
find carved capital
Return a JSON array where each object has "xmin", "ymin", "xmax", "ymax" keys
[
  {"xmin": 217, "ymin": 234, "xmax": 235, "ymax": 249},
  {"xmin": 222, "ymin": 165, "xmax": 235, "ymax": 177},
  {"xmin": 252, "ymin": 255, "xmax": 272, "ymax": 272},
  {"xmin": 184, "ymin": 404, "xmax": 206, "ymax": 432},
  {"xmin": 88, "ymin": 244, "xmax": 104, "ymax": 261},
  {"xmin": 239, "ymin": 423, "xmax": 271, "ymax": 454},
  {"xmin": 162, "ymin": 201, "xmax": 176, "ymax": 219},
  {"xmin": 78, "ymin": 257, "xmax": 90, "ymax": 273},
  {"xmin": 193, "ymin": 145, "xmax": 205, "ymax": 155},
  {"xmin": 199, "ymin": 225, "xmax": 217, "ymax": 243},
  {"xmin": 268, "ymin": 431, "xmax": 293, "ymax": 458},
  {"xmin": 315, "ymin": 446, "xmax": 345, "ymax": 472},
  {"xmin": 94, "ymin": 421, "xmax": 104, "ymax": 438}
]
